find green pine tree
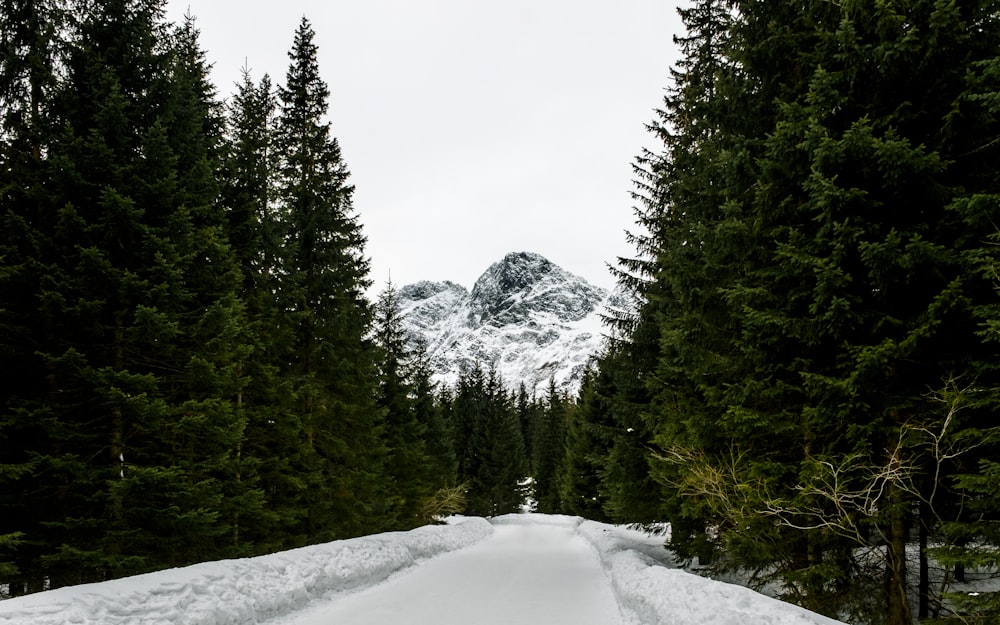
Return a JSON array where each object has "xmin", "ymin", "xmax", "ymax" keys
[
  {"xmin": 219, "ymin": 67, "xmax": 288, "ymax": 552},
  {"xmin": 557, "ymin": 367, "xmax": 611, "ymax": 521},
  {"xmin": 531, "ymin": 377, "xmax": 567, "ymax": 513},
  {"xmin": 273, "ymin": 16, "xmax": 387, "ymax": 542},
  {"xmin": 595, "ymin": 324, "xmax": 670, "ymax": 527},
  {"xmin": 409, "ymin": 338, "xmax": 458, "ymax": 499},
  {"xmin": 13, "ymin": 0, "xmax": 253, "ymax": 584},
  {"xmin": 452, "ymin": 366, "xmax": 527, "ymax": 516},
  {"xmin": 373, "ymin": 281, "xmax": 433, "ymax": 528},
  {"xmin": 0, "ymin": 0, "xmax": 68, "ymax": 594},
  {"xmin": 514, "ymin": 383, "xmax": 537, "ymax": 463}
]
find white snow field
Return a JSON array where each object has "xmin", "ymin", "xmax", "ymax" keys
[{"xmin": 0, "ymin": 513, "xmax": 847, "ymax": 625}]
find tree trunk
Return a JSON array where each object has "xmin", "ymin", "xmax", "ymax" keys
[
  {"xmin": 110, "ymin": 311, "xmax": 125, "ymax": 481},
  {"xmin": 886, "ymin": 482, "xmax": 912, "ymax": 625},
  {"xmin": 918, "ymin": 498, "xmax": 929, "ymax": 620},
  {"xmin": 954, "ymin": 536, "xmax": 967, "ymax": 583}
]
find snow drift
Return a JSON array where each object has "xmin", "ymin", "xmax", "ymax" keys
[
  {"xmin": 575, "ymin": 518, "xmax": 847, "ymax": 625},
  {"xmin": 0, "ymin": 517, "xmax": 493, "ymax": 625}
]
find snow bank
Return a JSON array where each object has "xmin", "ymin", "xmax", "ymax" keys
[
  {"xmin": 0, "ymin": 517, "xmax": 493, "ymax": 625},
  {"xmin": 576, "ymin": 520, "xmax": 847, "ymax": 625},
  {"xmin": 489, "ymin": 513, "xmax": 844, "ymax": 624}
]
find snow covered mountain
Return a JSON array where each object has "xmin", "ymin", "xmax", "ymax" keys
[{"xmin": 397, "ymin": 252, "xmax": 610, "ymax": 395}]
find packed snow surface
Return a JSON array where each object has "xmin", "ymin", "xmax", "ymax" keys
[
  {"xmin": 0, "ymin": 514, "xmax": 847, "ymax": 625},
  {"xmin": 276, "ymin": 514, "xmax": 622, "ymax": 625}
]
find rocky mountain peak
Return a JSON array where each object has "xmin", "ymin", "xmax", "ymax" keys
[
  {"xmin": 471, "ymin": 251, "xmax": 555, "ymax": 296},
  {"xmin": 397, "ymin": 252, "xmax": 610, "ymax": 395},
  {"xmin": 400, "ymin": 279, "xmax": 468, "ymax": 301},
  {"xmin": 468, "ymin": 251, "xmax": 606, "ymax": 328}
]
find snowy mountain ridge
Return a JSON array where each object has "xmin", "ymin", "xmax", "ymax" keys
[{"xmin": 397, "ymin": 252, "xmax": 610, "ymax": 395}]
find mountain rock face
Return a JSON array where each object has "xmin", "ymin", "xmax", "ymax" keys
[{"xmin": 397, "ymin": 252, "xmax": 610, "ymax": 395}]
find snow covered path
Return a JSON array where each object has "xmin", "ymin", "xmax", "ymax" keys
[
  {"xmin": 0, "ymin": 513, "xmax": 848, "ymax": 625},
  {"xmin": 276, "ymin": 515, "xmax": 623, "ymax": 625}
]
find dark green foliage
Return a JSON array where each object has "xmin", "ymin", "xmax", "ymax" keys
[
  {"xmin": 582, "ymin": 0, "xmax": 1000, "ymax": 623},
  {"xmin": 0, "ymin": 0, "xmax": 253, "ymax": 585},
  {"xmin": 451, "ymin": 366, "xmax": 528, "ymax": 516},
  {"xmin": 373, "ymin": 282, "xmax": 434, "ymax": 527},
  {"xmin": 557, "ymin": 367, "xmax": 611, "ymax": 522},
  {"xmin": 514, "ymin": 383, "xmax": 537, "ymax": 464},
  {"xmin": 268, "ymin": 16, "xmax": 388, "ymax": 543},
  {"xmin": 531, "ymin": 378, "xmax": 567, "ymax": 513},
  {"xmin": 410, "ymin": 339, "xmax": 458, "ymax": 492},
  {"xmin": 218, "ymin": 66, "xmax": 285, "ymax": 554},
  {"xmin": 0, "ymin": 0, "xmax": 68, "ymax": 594},
  {"xmin": 933, "ymin": 456, "xmax": 1000, "ymax": 621},
  {"xmin": 221, "ymin": 69, "xmax": 278, "ymax": 306},
  {"xmin": 0, "ymin": 6, "xmax": 407, "ymax": 593},
  {"xmin": 596, "ymin": 324, "xmax": 670, "ymax": 527}
]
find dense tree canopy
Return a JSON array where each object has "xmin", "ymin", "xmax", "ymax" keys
[
  {"xmin": 0, "ymin": 4, "xmax": 408, "ymax": 592},
  {"xmin": 580, "ymin": 0, "xmax": 1000, "ymax": 623}
]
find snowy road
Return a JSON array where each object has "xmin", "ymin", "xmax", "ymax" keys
[
  {"xmin": 0, "ymin": 514, "xmax": 848, "ymax": 625},
  {"xmin": 276, "ymin": 516, "xmax": 624, "ymax": 625}
]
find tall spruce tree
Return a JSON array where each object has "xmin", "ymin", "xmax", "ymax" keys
[
  {"xmin": 222, "ymin": 70, "xmax": 278, "ymax": 301},
  {"xmin": 273, "ymin": 17, "xmax": 387, "ymax": 542},
  {"xmin": 930, "ymin": 29, "xmax": 1000, "ymax": 613},
  {"xmin": 595, "ymin": 325, "xmax": 671, "ymax": 527},
  {"xmin": 514, "ymin": 383, "xmax": 536, "ymax": 460},
  {"xmin": 557, "ymin": 367, "xmax": 611, "ymax": 521},
  {"xmin": 451, "ymin": 366, "xmax": 483, "ymax": 487},
  {"xmin": 409, "ymin": 338, "xmax": 457, "ymax": 499},
  {"xmin": 219, "ymin": 68, "xmax": 287, "ymax": 551}
]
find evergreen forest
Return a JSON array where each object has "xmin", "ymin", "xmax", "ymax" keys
[
  {"xmin": 0, "ymin": 0, "xmax": 548, "ymax": 597},
  {"xmin": 4, "ymin": 1, "xmax": 1000, "ymax": 624},
  {"xmin": 576, "ymin": 0, "xmax": 1000, "ymax": 623}
]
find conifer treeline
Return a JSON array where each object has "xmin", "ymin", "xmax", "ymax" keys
[
  {"xmin": 556, "ymin": 0, "xmax": 1000, "ymax": 624},
  {"xmin": 0, "ymin": 0, "xmax": 528, "ymax": 594}
]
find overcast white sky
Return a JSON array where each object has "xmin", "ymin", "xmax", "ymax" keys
[{"xmin": 164, "ymin": 1, "xmax": 684, "ymax": 293}]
